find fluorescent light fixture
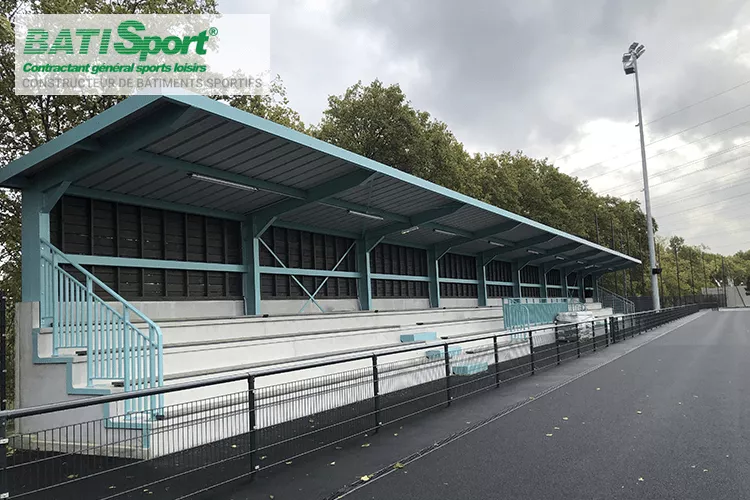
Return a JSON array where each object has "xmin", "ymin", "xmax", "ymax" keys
[
  {"xmin": 348, "ymin": 210, "xmax": 384, "ymax": 221},
  {"xmin": 488, "ymin": 241, "xmax": 505, "ymax": 247},
  {"xmin": 433, "ymin": 228, "xmax": 458, "ymax": 236},
  {"xmin": 188, "ymin": 173, "xmax": 257, "ymax": 192},
  {"xmin": 401, "ymin": 226, "xmax": 419, "ymax": 235},
  {"xmin": 555, "ymin": 256, "xmax": 566, "ymax": 261},
  {"xmin": 527, "ymin": 249, "xmax": 542, "ymax": 255},
  {"xmin": 629, "ymin": 41, "xmax": 639, "ymax": 51},
  {"xmin": 585, "ymin": 265, "xmax": 595, "ymax": 269},
  {"xmin": 577, "ymin": 261, "xmax": 586, "ymax": 265}
]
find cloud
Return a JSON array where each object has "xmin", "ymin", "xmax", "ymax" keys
[{"xmin": 223, "ymin": 0, "xmax": 750, "ymax": 253}]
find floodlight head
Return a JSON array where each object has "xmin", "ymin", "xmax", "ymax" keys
[
  {"xmin": 622, "ymin": 53, "xmax": 632, "ymax": 63},
  {"xmin": 635, "ymin": 45, "xmax": 645, "ymax": 58},
  {"xmin": 629, "ymin": 41, "xmax": 639, "ymax": 52},
  {"xmin": 623, "ymin": 56, "xmax": 636, "ymax": 75}
]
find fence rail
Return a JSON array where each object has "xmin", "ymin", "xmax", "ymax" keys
[
  {"xmin": 40, "ymin": 240, "xmax": 163, "ymax": 414},
  {"xmin": 0, "ymin": 302, "xmax": 712, "ymax": 500}
]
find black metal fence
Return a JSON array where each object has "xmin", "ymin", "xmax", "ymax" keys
[
  {"xmin": 0, "ymin": 303, "xmax": 711, "ymax": 499},
  {"xmin": 628, "ymin": 293, "xmax": 726, "ymax": 312}
]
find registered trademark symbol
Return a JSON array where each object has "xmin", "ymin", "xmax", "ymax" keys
[{"xmin": 208, "ymin": 27, "xmax": 219, "ymax": 36}]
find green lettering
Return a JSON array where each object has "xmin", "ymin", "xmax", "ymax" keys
[
  {"xmin": 49, "ymin": 29, "xmax": 74, "ymax": 55},
  {"xmin": 76, "ymin": 28, "xmax": 100, "ymax": 54},
  {"xmin": 114, "ymin": 20, "xmax": 146, "ymax": 57},
  {"xmin": 23, "ymin": 29, "xmax": 49, "ymax": 55},
  {"xmin": 99, "ymin": 29, "xmax": 111, "ymax": 54}
]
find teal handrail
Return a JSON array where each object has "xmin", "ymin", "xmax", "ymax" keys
[
  {"xmin": 40, "ymin": 240, "xmax": 163, "ymax": 414},
  {"xmin": 502, "ymin": 297, "xmax": 572, "ymax": 329}
]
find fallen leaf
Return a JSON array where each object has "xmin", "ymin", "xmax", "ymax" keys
[
  {"xmin": 361, "ymin": 475, "xmax": 370, "ymax": 482},
  {"xmin": 109, "ymin": 486, "xmax": 116, "ymax": 489},
  {"xmin": 678, "ymin": 402, "xmax": 682, "ymax": 405},
  {"xmin": 330, "ymin": 462, "xmax": 336, "ymax": 466},
  {"xmin": 554, "ymin": 426, "xmax": 560, "ymax": 430},
  {"xmin": 260, "ymin": 455, "xmax": 267, "ymax": 460},
  {"xmin": 546, "ymin": 433, "xmax": 553, "ymax": 437},
  {"xmin": 691, "ymin": 465, "xmax": 696, "ymax": 468},
  {"xmin": 703, "ymin": 469, "xmax": 709, "ymax": 473},
  {"xmin": 67, "ymin": 474, "xmax": 78, "ymax": 479},
  {"xmin": 693, "ymin": 395, "xmax": 699, "ymax": 398},
  {"xmin": 231, "ymin": 444, "xmax": 237, "ymax": 449},
  {"xmin": 394, "ymin": 462, "xmax": 405, "ymax": 469},
  {"xmin": 335, "ymin": 447, "xmax": 342, "ymax": 450},
  {"xmin": 636, "ymin": 411, "xmax": 642, "ymax": 414},
  {"xmin": 270, "ymin": 496, "xmax": 274, "ymax": 499},
  {"xmin": 393, "ymin": 433, "xmax": 398, "ymax": 436},
  {"xmin": 562, "ymin": 417, "xmax": 569, "ymax": 421},
  {"xmin": 638, "ymin": 477, "xmax": 644, "ymax": 482},
  {"xmin": 285, "ymin": 461, "xmax": 293, "ymax": 465},
  {"xmin": 361, "ymin": 443, "xmax": 370, "ymax": 448},
  {"xmin": 596, "ymin": 388, "xmax": 601, "ymax": 391}
]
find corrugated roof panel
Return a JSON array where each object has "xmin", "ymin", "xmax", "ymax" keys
[
  {"xmin": 78, "ymin": 157, "xmax": 140, "ymax": 189},
  {"xmin": 147, "ymin": 114, "xmax": 233, "ymax": 154}
]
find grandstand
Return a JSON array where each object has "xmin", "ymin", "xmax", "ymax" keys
[{"xmin": 0, "ymin": 93, "xmax": 639, "ymax": 454}]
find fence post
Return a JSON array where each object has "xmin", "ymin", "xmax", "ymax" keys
[
  {"xmin": 554, "ymin": 325, "xmax": 561, "ymax": 365},
  {"xmin": 0, "ymin": 414, "xmax": 6, "ymax": 500},
  {"xmin": 592, "ymin": 320, "xmax": 596, "ymax": 352},
  {"xmin": 444, "ymin": 343, "xmax": 451, "ymax": 407},
  {"xmin": 576, "ymin": 323, "xmax": 580, "ymax": 358},
  {"xmin": 247, "ymin": 375, "xmax": 257, "ymax": 478},
  {"xmin": 528, "ymin": 331, "xmax": 535, "ymax": 375},
  {"xmin": 604, "ymin": 318, "xmax": 609, "ymax": 347},
  {"xmin": 493, "ymin": 336, "xmax": 500, "ymax": 387},
  {"xmin": 0, "ymin": 292, "xmax": 5, "ymax": 412},
  {"xmin": 372, "ymin": 354, "xmax": 380, "ymax": 433}
]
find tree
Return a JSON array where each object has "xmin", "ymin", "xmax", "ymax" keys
[{"xmin": 0, "ymin": 0, "xmax": 310, "ymax": 407}]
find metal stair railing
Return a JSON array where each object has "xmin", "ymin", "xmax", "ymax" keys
[
  {"xmin": 598, "ymin": 285, "xmax": 635, "ymax": 315},
  {"xmin": 40, "ymin": 239, "xmax": 163, "ymax": 414},
  {"xmin": 502, "ymin": 297, "xmax": 573, "ymax": 330}
]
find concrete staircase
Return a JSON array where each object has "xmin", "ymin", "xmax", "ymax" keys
[{"xmin": 21, "ymin": 298, "xmax": 617, "ymax": 457}]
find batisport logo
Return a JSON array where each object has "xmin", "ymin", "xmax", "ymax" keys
[
  {"xmin": 23, "ymin": 20, "xmax": 216, "ymax": 62},
  {"xmin": 15, "ymin": 14, "xmax": 271, "ymax": 96}
]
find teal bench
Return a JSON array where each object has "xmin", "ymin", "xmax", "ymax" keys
[
  {"xmin": 425, "ymin": 346, "xmax": 462, "ymax": 360},
  {"xmin": 452, "ymin": 362, "xmax": 489, "ymax": 376},
  {"xmin": 400, "ymin": 332, "xmax": 437, "ymax": 342}
]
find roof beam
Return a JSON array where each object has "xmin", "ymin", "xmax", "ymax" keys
[
  {"xmin": 546, "ymin": 249, "xmax": 602, "ymax": 271},
  {"xmin": 132, "ymin": 150, "xmax": 307, "ymax": 200},
  {"xmin": 481, "ymin": 234, "xmax": 558, "ymax": 264},
  {"xmin": 67, "ymin": 185, "xmax": 244, "ymax": 221},
  {"xmin": 516, "ymin": 243, "xmax": 584, "ymax": 269},
  {"xmin": 433, "ymin": 221, "xmax": 523, "ymax": 253},
  {"xmin": 250, "ymin": 169, "xmax": 378, "ymax": 233},
  {"xmin": 42, "ymin": 181, "xmax": 70, "ymax": 213},
  {"xmin": 37, "ymin": 104, "xmax": 190, "ymax": 191},
  {"xmin": 363, "ymin": 202, "xmax": 465, "ymax": 244}
]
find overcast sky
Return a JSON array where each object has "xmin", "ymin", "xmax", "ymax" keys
[{"xmin": 223, "ymin": 0, "xmax": 750, "ymax": 255}]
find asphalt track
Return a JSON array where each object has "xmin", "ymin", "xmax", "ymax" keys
[{"xmin": 342, "ymin": 310, "xmax": 750, "ymax": 500}]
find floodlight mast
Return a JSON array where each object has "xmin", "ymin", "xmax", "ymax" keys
[{"xmin": 623, "ymin": 41, "xmax": 661, "ymax": 310}]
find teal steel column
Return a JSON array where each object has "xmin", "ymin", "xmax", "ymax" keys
[
  {"xmin": 511, "ymin": 261, "xmax": 521, "ymax": 297},
  {"xmin": 21, "ymin": 189, "xmax": 49, "ymax": 302},
  {"xmin": 427, "ymin": 247, "xmax": 441, "ymax": 308},
  {"xmin": 357, "ymin": 240, "xmax": 373, "ymax": 310},
  {"xmin": 562, "ymin": 271, "xmax": 569, "ymax": 298},
  {"xmin": 578, "ymin": 272, "xmax": 586, "ymax": 299},
  {"xmin": 540, "ymin": 264, "xmax": 548, "ymax": 298},
  {"xmin": 476, "ymin": 259, "xmax": 487, "ymax": 306},
  {"xmin": 241, "ymin": 219, "xmax": 261, "ymax": 315}
]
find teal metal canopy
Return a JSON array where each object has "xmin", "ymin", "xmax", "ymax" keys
[{"xmin": 0, "ymin": 92, "xmax": 640, "ymax": 272}]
